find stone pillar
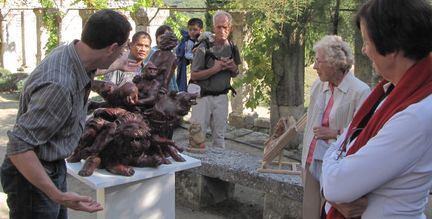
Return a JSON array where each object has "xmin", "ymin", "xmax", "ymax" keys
[
  {"xmin": 0, "ymin": 11, "xmax": 4, "ymax": 67},
  {"xmin": 130, "ymin": 7, "xmax": 150, "ymax": 33},
  {"xmin": 230, "ymin": 11, "xmax": 246, "ymax": 115},
  {"xmin": 33, "ymin": 9, "xmax": 44, "ymax": 64},
  {"xmin": 78, "ymin": 9, "xmax": 94, "ymax": 29},
  {"xmin": 145, "ymin": 8, "xmax": 170, "ymax": 46},
  {"xmin": 19, "ymin": 11, "xmax": 26, "ymax": 70}
]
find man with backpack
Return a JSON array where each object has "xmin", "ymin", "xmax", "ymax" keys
[
  {"xmin": 189, "ymin": 10, "xmax": 241, "ymax": 148},
  {"xmin": 176, "ymin": 18, "xmax": 203, "ymax": 92}
]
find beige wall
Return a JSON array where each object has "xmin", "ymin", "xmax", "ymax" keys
[{"xmin": 1, "ymin": 1, "xmax": 169, "ymax": 73}]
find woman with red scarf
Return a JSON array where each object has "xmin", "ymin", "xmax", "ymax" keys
[{"xmin": 322, "ymin": 0, "xmax": 432, "ymax": 218}]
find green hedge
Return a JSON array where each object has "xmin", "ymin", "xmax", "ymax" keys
[{"xmin": 0, "ymin": 68, "xmax": 28, "ymax": 92}]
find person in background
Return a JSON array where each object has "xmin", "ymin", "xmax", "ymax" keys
[
  {"xmin": 301, "ymin": 35, "xmax": 370, "ymax": 219},
  {"xmin": 176, "ymin": 18, "xmax": 204, "ymax": 92},
  {"xmin": 189, "ymin": 10, "xmax": 241, "ymax": 149},
  {"xmin": 145, "ymin": 25, "xmax": 179, "ymax": 92},
  {"xmin": 322, "ymin": 0, "xmax": 432, "ymax": 218},
  {"xmin": 104, "ymin": 31, "xmax": 152, "ymax": 86},
  {"xmin": 0, "ymin": 9, "xmax": 132, "ymax": 219}
]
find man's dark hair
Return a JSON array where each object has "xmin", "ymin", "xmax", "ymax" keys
[
  {"xmin": 187, "ymin": 18, "xmax": 204, "ymax": 29},
  {"xmin": 155, "ymin": 25, "xmax": 173, "ymax": 39},
  {"xmin": 131, "ymin": 31, "xmax": 152, "ymax": 44},
  {"xmin": 81, "ymin": 9, "xmax": 132, "ymax": 49},
  {"xmin": 355, "ymin": 0, "xmax": 432, "ymax": 60}
]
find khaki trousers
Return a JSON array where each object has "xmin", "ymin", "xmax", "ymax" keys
[
  {"xmin": 302, "ymin": 167, "xmax": 325, "ymax": 219},
  {"xmin": 190, "ymin": 94, "xmax": 228, "ymax": 148}
]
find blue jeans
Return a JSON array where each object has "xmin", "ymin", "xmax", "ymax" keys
[{"xmin": 1, "ymin": 157, "xmax": 67, "ymax": 219}]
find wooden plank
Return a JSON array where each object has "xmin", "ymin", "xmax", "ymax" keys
[{"xmin": 258, "ymin": 114, "xmax": 306, "ymax": 175}]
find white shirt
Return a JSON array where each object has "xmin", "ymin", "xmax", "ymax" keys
[{"xmin": 322, "ymin": 93, "xmax": 432, "ymax": 219}]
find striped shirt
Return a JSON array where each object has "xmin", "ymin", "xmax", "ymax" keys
[
  {"xmin": 6, "ymin": 40, "xmax": 93, "ymax": 161},
  {"xmin": 104, "ymin": 52, "xmax": 144, "ymax": 86}
]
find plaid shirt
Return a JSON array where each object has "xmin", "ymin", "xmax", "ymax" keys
[{"xmin": 6, "ymin": 40, "xmax": 93, "ymax": 161}]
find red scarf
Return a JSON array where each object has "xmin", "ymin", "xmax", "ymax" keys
[{"xmin": 327, "ymin": 54, "xmax": 432, "ymax": 219}]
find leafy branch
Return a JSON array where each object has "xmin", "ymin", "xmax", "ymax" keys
[{"xmin": 39, "ymin": 0, "xmax": 62, "ymax": 55}]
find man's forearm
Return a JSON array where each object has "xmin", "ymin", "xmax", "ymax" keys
[
  {"xmin": 190, "ymin": 67, "xmax": 218, "ymax": 81},
  {"xmin": 9, "ymin": 150, "xmax": 62, "ymax": 203}
]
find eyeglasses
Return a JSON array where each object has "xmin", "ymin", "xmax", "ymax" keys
[{"xmin": 314, "ymin": 58, "xmax": 327, "ymax": 65}]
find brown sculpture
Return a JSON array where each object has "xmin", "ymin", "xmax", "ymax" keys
[
  {"xmin": 186, "ymin": 121, "xmax": 206, "ymax": 153},
  {"xmin": 132, "ymin": 61, "xmax": 162, "ymax": 108},
  {"xmin": 68, "ymin": 111, "xmax": 163, "ymax": 176},
  {"xmin": 88, "ymin": 80, "xmax": 139, "ymax": 112},
  {"xmin": 149, "ymin": 31, "xmax": 177, "ymax": 89},
  {"xmin": 144, "ymin": 90, "xmax": 198, "ymax": 164},
  {"xmin": 67, "ymin": 32, "xmax": 200, "ymax": 177}
]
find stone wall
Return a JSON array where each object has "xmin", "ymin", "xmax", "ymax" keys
[{"xmin": 228, "ymin": 112, "xmax": 270, "ymax": 134}]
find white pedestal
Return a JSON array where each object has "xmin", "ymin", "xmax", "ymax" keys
[{"xmin": 66, "ymin": 154, "xmax": 201, "ymax": 219}]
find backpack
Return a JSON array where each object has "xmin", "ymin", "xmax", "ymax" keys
[
  {"xmin": 176, "ymin": 29, "xmax": 192, "ymax": 92},
  {"xmin": 190, "ymin": 35, "xmax": 238, "ymax": 97},
  {"xmin": 192, "ymin": 35, "xmax": 237, "ymax": 66}
]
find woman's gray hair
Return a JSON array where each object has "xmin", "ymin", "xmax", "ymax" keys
[
  {"xmin": 313, "ymin": 35, "xmax": 354, "ymax": 72},
  {"xmin": 213, "ymin": 10, "xmax": 233, "ymax": 26}
]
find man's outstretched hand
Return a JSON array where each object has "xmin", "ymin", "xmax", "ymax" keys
[
  {"xmin": 107, "ymin": 53, "xmax": 141, "ymax": 73},
  {"xmin": 55, "ymin": 191, "xmax": 103, "ymax": 213}
]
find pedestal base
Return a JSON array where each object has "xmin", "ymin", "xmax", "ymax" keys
[{"xmin": 66, "ymin": 154, "xmax": 201, "ymax": 219}]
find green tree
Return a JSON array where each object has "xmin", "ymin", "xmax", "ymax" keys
[
  {"xmin": 232, "ymin": 0, "xmax": 313, "ymax": 129},
  {"xmin": 39, "ymin": 0, "xmax": 62, "ymax": 54},
  {"xmin": 232, "ymin": 0, "xmax": 367, "ymax": 129}
]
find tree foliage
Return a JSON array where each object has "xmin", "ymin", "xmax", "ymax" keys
[
  {"xmin": 231, "ymin": 0, "xmax": 358, "ymax": 109},
  {"xmin": 231, "ymin": 0, "xmax": 313, "ymax": 109},
  {"xmin": 73, "ymin": 0, "xmax": 109, "ymax": 9},
  {"xmin": 164, "ymin": 11, "xmax": 191, "ymax": 39},
  {"xmin": 39, "ymin": 0, "xmax": 62, "ymax": 55},
  {"xmin": 124, "ymin": 0, "xmax": 165, "ymax": 13}
]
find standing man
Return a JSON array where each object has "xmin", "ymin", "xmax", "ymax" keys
[
  {"xmin": 190, "ymin": 10, "xmax": 241, "ymax": 148},
  {"xmin": 104, "ymin": 31, "xmax": 152, "ymax": 86},
  {"xmin": 0, "ymin": 9, "xmax": 132, "ymax": 218},
  {"xmin": 176, "ymin": 18, "xmax": 204, "ymax": 92}
]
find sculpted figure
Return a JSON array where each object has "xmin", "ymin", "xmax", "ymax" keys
[
  {"xmin": 144, "ymin": 90, "xmax": 198, "ymax": 163},
  {"xmin": 132, "ymin": 61, "xmax": 162, "ymax": 108},
  {"xmin": 68, "ymin": 110, "xmax": 162, "ymax": 176},
  {"xmin": 149, "ymin": 32, "xmax": 178, "ymax": 89},
  {"xmin": 98, "ymin": 112, "xmax": 162, "ymax": 176},
  {"xmin": 187, "ymin": 121, "xmax": 206, "ymax": 153},
  {"xmin": 67, "ymin": 117, "xmax": 116, "ymax": 163},
  {"xmin": 69, "ymin": 32, "xmax": 200, "ymax": 177},
  {"xmin": 88, "ymin": 80, "xmax": 138, "ymax": 111}
]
